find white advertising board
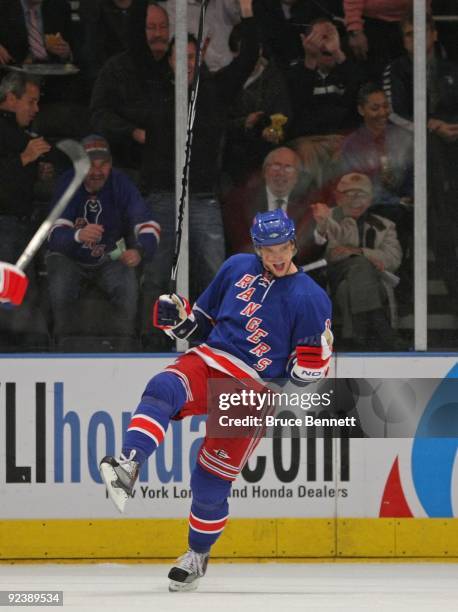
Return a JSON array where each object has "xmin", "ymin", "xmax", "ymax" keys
[{"xmin": 0, "ymin": 355, "xmax": 456, "ymax": 519}]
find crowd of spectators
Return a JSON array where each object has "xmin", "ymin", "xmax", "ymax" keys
[{"xmin": 0, "ymin": 0, "xmax": 456, "ymax": 352}]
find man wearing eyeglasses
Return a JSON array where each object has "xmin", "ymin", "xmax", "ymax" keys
[
  {"xmin": 263, "ymin": 146, "xmax": 303, "ymax": 211},
  {"xmin": 224, "ymin": 146, "xmax": 317, "ymax": 258},
  {"xmin": 311, "ymin": 172, "xmax": 403, "ymax": 350}
]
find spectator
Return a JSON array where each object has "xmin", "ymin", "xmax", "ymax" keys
[
  {"xmin": 383, "ymin": 11, "xmax": 458, "ymax": 299},
  {"xmin": 223, "ymin": 146, "xmax": 320, "ymax": 264},
  {"xmin": 139, "ymin": 0, "xmax": 258, "ymax": 351},
  {"xmin": 383, "ymin": 12, "xmax": 458, "ymax": 133},
  {"xmin": 339, "ymin": 83, "xmax": 413, "ymax": 285},
  {"xmin": 90, "ymin": 0, "xmax": 171, "ymax": 170},
  {"xmin": 165, "ymin": 0, "xmax": 241, "ymax": 73},
  {"xmin": 0, "ymin": 0, "xmax": 74, "ymax": 66},
  {"xmin": 256, "ymin": 0, "xmax": 344, "ymax": 68},
  {"xmin": 343, "ymin": 0, "xmax": 431, "ymax": 80},
  {"xmin": 312, "ymin": 172, "xmax": 403, "ymax": 350},
  {"xmin": 46, "ymin": 135, "xmax": 160, "ymax": 345},
  {"xmin": 0, "ymin": 71, "xmax": 50, "ymax": 348},
  {"xmin": 340, "ymin": 83, "xmax": 413, "ymax": 208},
  {"xmin": 433, "ymin": 0, "xmax": 458, "ymax": 63},
  {"xmin": 0, "ymin": 0, "xmax": 89, "ymax": 138},
  {"xmin": 92, "ymin": 0, "xmax": 135, "ymax": 68},
  {"xmin": 288, "ymin": 17, "xmax": 364, "ymax": 139},
  {"xmin": 223, "ymin": 23, "xmax": 292, "ymax": 185}
]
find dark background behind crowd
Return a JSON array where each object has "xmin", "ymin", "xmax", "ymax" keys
[{"xmin": 0, "ymin": 0, "xmax": 457, "ymax": 353}]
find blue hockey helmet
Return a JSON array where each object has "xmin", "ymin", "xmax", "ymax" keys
[{"xmin": 250, "ymin": 210, "xmax": 296, "ymax": 248}]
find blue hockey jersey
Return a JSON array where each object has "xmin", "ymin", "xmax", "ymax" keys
[
  {"xmin": 190, "ymin": 254, "xmax": 332, "ymax": 380},
  {"xmin": 47, "ymin": 168, "xmax": 160, "ymax": 265}
]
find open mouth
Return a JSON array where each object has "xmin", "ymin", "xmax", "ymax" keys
[{"xmin": 272, "ymin": 262, "xmax": 286, "ymax": 274}]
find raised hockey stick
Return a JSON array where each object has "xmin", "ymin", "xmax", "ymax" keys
[
  {"xmin": 0, "ymin": 139, "xmax": 90, "ymax": 305},
  {"xmin": 169, "ymin": 0, "xmax": 210, "ymax": 293}
]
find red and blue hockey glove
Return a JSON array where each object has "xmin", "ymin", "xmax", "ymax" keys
[
  {"xmin": 290, "ymin": 324, "xmax": 333, "ymax": 382},
  {"xmin": 0, "ymin": 263, "xmax": 29, "ymax": 306},
  {"xmin": 152, "ymin": 293, "xmax": 198, "ymax": 340}
]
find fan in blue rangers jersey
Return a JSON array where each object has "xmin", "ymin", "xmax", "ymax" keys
[
  {"xmin": 100, "ymin": 209, "xmax": 333, "ymax": 592},
  {"xmin": 47, "ymin": 137, "xmax": 160, "ymax": 265},
  {"xmin": 46, "ymin": 134, "xmax": 160, "ymax": 340}
]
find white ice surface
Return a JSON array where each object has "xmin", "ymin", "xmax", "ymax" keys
[{"xmin": 0, "ymin": 562, "xmax": 457, "ymax": 612}]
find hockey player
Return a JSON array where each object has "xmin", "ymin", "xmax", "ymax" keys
[{"xmin": 100, "ymin": 209, "xmax": 332, "ymax": 592}]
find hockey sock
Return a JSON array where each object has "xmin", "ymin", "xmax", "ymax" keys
[
  {"xmin": 122, "ymin": 371, "xmax": 187, "ymax": 465},
  {"xmin": 188, "ymin": 463, "xmax": 231, "ymax": 553}
]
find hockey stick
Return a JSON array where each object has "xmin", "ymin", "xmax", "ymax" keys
[
  {"xmin": 0, "ymin": 139, "xmax": 90, "ymax": 305},
  {"xmin": 169, "ymin": 0, "xmax": 210, "ymax": 293}
]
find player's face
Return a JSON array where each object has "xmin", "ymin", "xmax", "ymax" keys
[
  {"xmin": 12, "ymin": 84, "xmax": 40, "ymax": 127},
  {"xmin": 259, "ymin": 241, "xmax": 297, "ymax": 277},
  {"xmin": 145, "ymin": 5, "xmax": 169, "ymax": 60},
  {"xmin": 358, "ymin": 92, "xmax": 390, "ymax": 134},
  {"xmin": 84, "ymin": 158, "xmax": 112, "ymax": 193}
]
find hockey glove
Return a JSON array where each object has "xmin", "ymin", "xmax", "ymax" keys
[
  {"xmin": 152, "ymin": 293, "xmax": 197, "ymax": 340},
  {"xmin": 0, "ymin": 263, "xmax": 29, "ymax": 306},
  {"xmin": 290, "ymin": 327, "xmax": 333, "ymax": 383}
]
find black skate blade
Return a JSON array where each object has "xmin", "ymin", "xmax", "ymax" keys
[
  {"xmin": 168, "ymin": 567, "xmax": 200, "ymax": 592},
  {"xmin": 168, "ymin": 567, "xmax": 190, "ymax": 582},
  {"xmin": 100, "ymin": 455, "xmax": 120, "ymax": 468}
]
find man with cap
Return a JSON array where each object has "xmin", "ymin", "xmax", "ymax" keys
[
  {"xmin": 99, "ymin": 209, "xmax": 333, "ymax": 592},
  {"xmin": 312, "ymin": 172, "xmax": 402, "ymax": 350},
  {"xmin": 46, "ymin": 134, "xmax": 161, "ymax": 345}
]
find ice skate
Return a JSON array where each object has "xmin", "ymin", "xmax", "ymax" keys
[
  {"xmin": 99, "ymin": 451, "xmax": 139, "ymax": 513},
  {"xmin": 168, "ymin": 549, "xmax": 210, "ymax": 592}
]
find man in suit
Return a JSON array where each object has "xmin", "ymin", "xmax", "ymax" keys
[
  {"xmin": 0, "ymin": 0, "xmax": 74, "ymax": 65},
  {"xmin": 223, "ymin": 146, "xmax": 319, "ymax": 263},
  {"xmin": 0, "ymin": 0, "xmax": 90, "ymax": 138}
]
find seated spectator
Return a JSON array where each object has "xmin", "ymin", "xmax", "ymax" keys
[
  {"xmin": 46, "ymin": 135, "xmax": 160, "ymax": 346},
  {"xmin": 287, "ymin": 17, "xmax": 364, "ymax": 139},
  {"xmin": 312, "ymin": 172, "xmax": 403, "ymax": 350},
  {"xmin": 343, "ymin": 0, "xmax": 431, "ymax": 80},
  {"xmin": 0, "ymin": 0, "xmax": 74, "ymax": 66},
  {"xmin": 0, "ymin": 0, "xmax": 89, "ymax": 137},
  {"xmin": 383, "ymin": 11, "xmax": 458, "ymax": 299},
  {"xmin": 339, "ymin": 83, "xmax": 413, "ymax": 297},
  {"xmin": 223, "ymin": 23, "xmax": 292, "ymax": 185},
  {"xmin": 340, "ymin": 83, "xmax": 413, "ymax": 209},
  {"xmin": 223, "ymin": 146, "xmax": 320, "ymax": 264},
  {"xmin": 90, "ymin": 0, "xmax": 171, "ymax": 170},
  {"xmin": 0, "ymin": 71, "xmax": 50, "ymax": 349}
]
